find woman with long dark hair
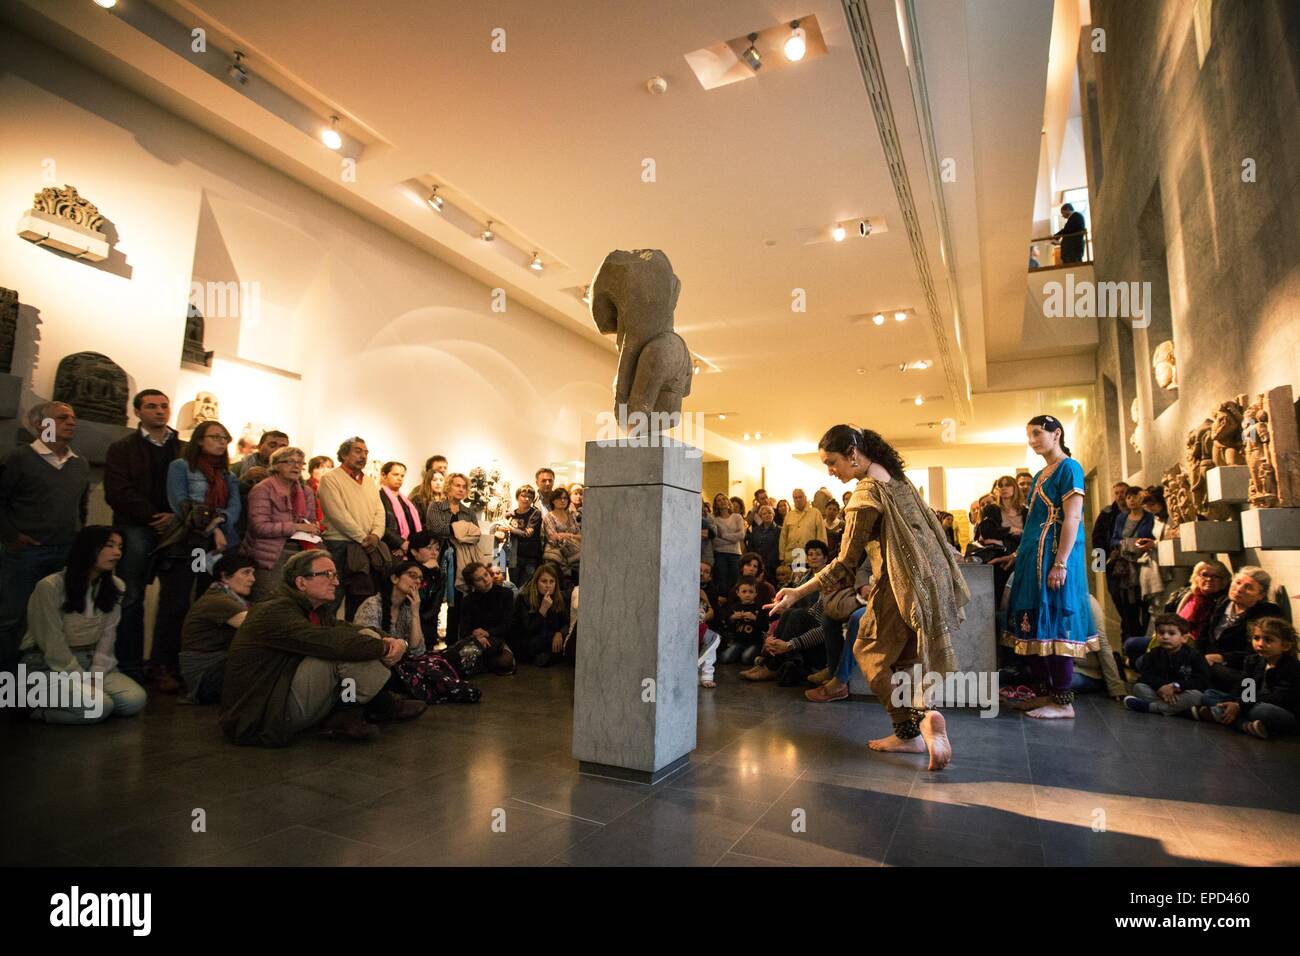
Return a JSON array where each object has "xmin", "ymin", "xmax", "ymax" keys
[
  {"xmin": 769, "ymin": 425, "xmax": 969, "ymax": 771},
  {"xmin": 1001, "ymin": 415, "xmax": 1095, "ymax": 719},
  {"xmin": 20, "ymin": 525, "xmax": 147, "ymax": 723}
]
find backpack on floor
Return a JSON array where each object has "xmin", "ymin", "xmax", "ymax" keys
[{"xmin": 391, "ymin": 652, "xmax": 481, "ymax": 704}]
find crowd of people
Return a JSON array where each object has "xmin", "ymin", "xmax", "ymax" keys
[{"xmin": 2, "ymin": 391, "xmax": 1295, "ymax": 757}]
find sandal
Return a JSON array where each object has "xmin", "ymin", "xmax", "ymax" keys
[{"xmin": 1242, "ymin": 720, "xmax": 1269, "ymax": 739}]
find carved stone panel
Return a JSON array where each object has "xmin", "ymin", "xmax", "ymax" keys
[{"xmin": 52, "ymin": 351, "xmax": 128, "ymax": 426}]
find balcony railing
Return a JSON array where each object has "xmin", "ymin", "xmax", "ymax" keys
[{"xmin": 1028, "ymin": 230, "xmax": 1092, "ymax": 271}]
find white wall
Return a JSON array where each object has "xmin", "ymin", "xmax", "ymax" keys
[{"xmin": 0, "ymin": 31, "xmax": 616, "ymax": 487}]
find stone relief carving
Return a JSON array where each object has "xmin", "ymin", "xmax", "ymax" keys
[
  {"xmin": 52, "ymin": 351, "xmax": 128, "ymax": 426},
  {"xmin": 1161, "ymin": 465, "xmax": 1193, "ymax": 533},
  {"xmin": 0, "ymin": 287, "xmax": 17, "ymax": 375},
  {"xmin": 1210, "ymin": 398, "xmax": 1245, "ymax": 467},
  {"xmin": 1241, "ymin": 392, "xmax": 1278, "ymax": 508},
  {"xmin": 1152, "ymin": 340, "xmax": 1177, "ymax": 390},
  {"xmin": 32, "ymin": 185, "xmax": 105, "ymax": 233},
  {"xmin": 191, "ymin": 391, "xmax": 220, "ymax": 428}
]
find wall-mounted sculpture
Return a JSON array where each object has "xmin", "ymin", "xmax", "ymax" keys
[
  {"xmin": 1241, "ymin": 393, "xmax": 1278, "ymax": 508},
  {"xmin": 1152, "ymin": 340, "xmax": 1177, "ymax": 390},
  {"xmin": 1186, "ymin": 418, "xmax": 1214, "ymax": 517},
  {"xmin": 182, "ymin": 305, "xmax": 214, "ymax": 368},
  {"xmin": 52, "ymin": 352, "xmax": 128, "ymax": 425},
  {"xmin": 1161, "ymin": 465, "xmax": 1193, "ymax": 532},
  {"xmin": 0, "ymin": 287, "xmax": 17, "ymax": 375},
  {"xmin": 590, "ymin": 248, "xmax": 692, "ymax": 433},
  {"xmin": 191, "ymin": 391, "xmax": 220, "ymax": 429},
  {"xmin": 1128, "ymin": 398, "xmax": 1143, "ymax": 456},
  {"xmin": 1264, "ymin": 385, "xmax": 1300, "ymax": 508},
  {"xmin": 1210, "ymin": 398, "xmax": 1245, "ymax": 467},
  {"xmin": 17, "ymin": 185, "xmax": 111, "ymax": 262}
]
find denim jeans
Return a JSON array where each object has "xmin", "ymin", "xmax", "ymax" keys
[
  {"xmin": 1201, "ymin": 688, "xmax": 1299, "ymax": 735},
  {"xmin": 0, "ymin": 543, "xmax": 72, "ymax": 675},
  {"xmin": 24, "ymin": 648, "xmax": 147, "ymax": 724},
  {"xmin": 1122, "ymin": 635, "xmax": 1149, "ymax": 668},
  {"xmin": 114, "ymin": 524, "xmax": 159, "ymax": 679},
  {"xmin": 1071, "ymin": 672, "xmax": 1106, "ymax": 693}
]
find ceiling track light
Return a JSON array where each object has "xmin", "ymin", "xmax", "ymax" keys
[
  {"xmin": 426, "ymin": 186, "xmax": 444, "ymax": 212},
  {"xmin": 831, "ymin": 223, "xmax": 846, "ymax": 242},
  {"xmin": 871, "ymin": 313, "xmax": 885, "ymax": 326},
  {"xmin": 784, "ymin": 20, "xmax": 807, "ymax": 61},
  {"xmin": 93, "ymin": 0, "xmax": 118, "ymax": 9},
  {"xmin": 321, "ymin": 115, "xmax": 342, "ymax": 150},
  {"xmin": 481, "ymin": 220, "xmax": 495, "ymax": 242},
  {"xmin": 894, "ymin": 310, "xmax": 908, "ymax": 322},
  {"xmin": 741, "ymin": 33, "xmax": 762, "ymax": 71},
  {"xmin": 227, "ymin": 50, "xmax": 249, "ymax": 85},
  {"xmin": 914, "ymin": 395, "xmax": 924, "ymax": 406},
  {"xmin": 528, "ymin": 251, "xmax": 544, "ymax": 271}
]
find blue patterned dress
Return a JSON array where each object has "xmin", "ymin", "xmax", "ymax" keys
[{"xmin": 1002, "ymin": 457, "xmax": 1098, "ymax": 657}]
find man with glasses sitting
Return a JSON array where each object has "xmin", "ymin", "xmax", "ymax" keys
[{"xmin": 219, "ymin": 550, "xmax": 424, "ymax": 745}]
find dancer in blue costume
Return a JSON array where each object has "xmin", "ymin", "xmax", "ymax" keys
[{"xmin": 1002, "ymin": 415, "xmax": 1097, "ymax": 719}]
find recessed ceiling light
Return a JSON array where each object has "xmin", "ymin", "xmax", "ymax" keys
[
  {"xmin": 784, "ymin": 21, "xmax": 807, "ymax": 61},
  {"xmin": 831, "ymin": 224, "xmax": 846, "ymax": 242},
  {"xmin": 93, "ymin": 0, "xmax": 117, "ymax": 8},
  {"xmin": 481, "ymin": 220, "xmax": 495, "ymax": 242},
  {"xmin": 914, "ymin": 395, "xmax": 924, "ymax": 406},
  {"xmin": 646, "ymin": 75, "xmax": 668, "ymax": 95},
  {"xmin": 743, "ymin": 432, "xmax": 751, "ymax": 441},
  {"xmin": 872, "ymin": 313, "xmax": 885, "ymax": 326},
  {"xmin": 321, "ymin": 116, "xmax": 342, "ymax": 150},
  {"xmin": 894, "ymin": 310, "xmax": 908, "ymax": 322},
  {"xmin": 426, "ymin": 187, "xmax": 444, "ymax": 212},
  {"xmin": 856, "ymin": 367, "xmax": 866, "ymax": 374},
  {"xmin": 529, "ymin": 252, "xmax": 544, "ymax": 271},
  {"xmin": 719, "ymin": 414, "xmax": 727, "ymax": 421},
  {"xmin": 741, "ymin": 33, "xmax": 762, "ymax": 71},
  {"xmin": 755, "ymin": 431, "xmax": 762, "ymax": 440}
]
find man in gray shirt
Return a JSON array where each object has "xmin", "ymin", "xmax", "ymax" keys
[{"xmin": 0, "ymin": 402, "xmax": 90, "ymax": 675}]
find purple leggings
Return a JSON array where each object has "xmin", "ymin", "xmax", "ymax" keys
[{"xmin": 1028, "ymin": 655, "xmax": 1074, "ymax": 694}]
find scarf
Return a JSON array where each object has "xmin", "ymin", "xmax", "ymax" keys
[
  {"xmin": 382, "ymin": 486, "xmax": 422, "ymax": 539},
  {"xmin": 1178, "ymin": 590, "xmax": 1216, "ymax": 639},
  {"xmin": 197, "ymin": 454, "xmax": 229, "ymax": 509},
  {"xmin": 208, "ymin": 579, "xmax": 249, "ymax": 610}
]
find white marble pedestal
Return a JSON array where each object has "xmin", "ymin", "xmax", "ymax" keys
[{"xmin": 572, "ymin": 440, "xmax": 702, "ymax": 784}]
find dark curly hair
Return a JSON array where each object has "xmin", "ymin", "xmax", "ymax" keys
[{"xmin": 817, "ymin": 425, "xmax": 907, "ymax": 480}]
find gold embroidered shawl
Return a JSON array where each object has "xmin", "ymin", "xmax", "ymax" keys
[{"xmin": 846, "ymin": 477, "xmax": 969, "ymax": 675}]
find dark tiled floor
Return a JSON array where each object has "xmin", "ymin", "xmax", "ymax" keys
[{"xmin": 4, "ymin": 665, "xmax": 1300, "ymax": 867}]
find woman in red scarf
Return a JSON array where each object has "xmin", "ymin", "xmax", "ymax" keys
[
  {"xmin": 153, "ymin": 420, "xmax": 242, "ymax": 693},
  {"xmin": 245, "ymin": 446, "xmax": 322, "ymax": 600},
  {"xmin": 1122, "ymin": 559, "xmax": 1229, "ymax": 667}
]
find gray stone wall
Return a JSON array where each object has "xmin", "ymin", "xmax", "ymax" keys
[{"xmin": 1075, "ymin": 0, "xmax": 1300, "ymax": 613}]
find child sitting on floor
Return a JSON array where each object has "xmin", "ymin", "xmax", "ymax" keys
[
  {"xmin": 1193, "ymin": 617, "xmax": 1300, "ymax": 738},
  {"xmin": 718, "ymin": 576, "xmax": 768, "ymax": 665},
  {"xmin": 1124, "ymin": 614, "xmax": 1209, "ymax": 716},
  {"xmin": 699, "ymin": 590, "xmax": 720, "ymax": 689}
]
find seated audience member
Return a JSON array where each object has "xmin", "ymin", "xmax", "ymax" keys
[
  {"xmin": 503, "ymin": 485, "xmax": 543, "ymax": 587},
  {"xmin": 379, "ymin": 461, "xmax": 422, "ymax": 559},
  {"xmin": 448, "ymin": 562, "xmax": 516, "ymax": 676},
  {"xmin": 318, "ymin": 437, "xmax": 388, "ymax": 617},
  {"xmin": 1124, "ymin": 559, "xmax": 1229, "ymax": 667},
  {"xmin": 509, "ymin": 562, "xmax": 569, "ymax": 667},
  {"xmin": 20, "ymin": 526, "xmax": 146, "ymax": 724},
  {"xmin": 306, "ymin": 456, "xmax": 333, "ymax": 527},
  {"xmin": 232, "ymin": 430, "xmax": 289, "ymax": 478},
  {"xmin": 699, "ymin": 590, "xmax": 720, "ymax": 689},
  {"xmin": 407, "ymin": 530, "xmax": 446, "ymax": 642},
  {"xmin": 717, "ymin": 576, "xmax": 769, "ymax": 665},
  {"xmin": 774, "ymin": 563, "xmax": 794, "ymax": 589},
  {"xmin": 1069, "ymin": 594, "xmax": 1127, "ymax": 700},
  {"xmin": 1194, "ymin": 617, "xmax": 1300, "ymax": 738},
  {"xmin": 823, "ymin": 500, "xmax": 846, "ymax": 557},
  {"xmin": 0, "ymin": 401, "xmax": 90, "ymax": 677},
  {"xmin": 542, "ymin": 486, "xmax": 582, "ymax": 584},
  {"xmin": 154, "ymin": 420, "xmax": 241, "ymax": 693},
  {"xmin": 700, "ymin": 561, "xmax": 723, "ymax": 621},
  {"xmin": 104, "ymin": 388, "xmax": 183, "ymax": 682},
  {"xmin": 235, "ymin": 466, "xmax": 270, "ymax": 541},
  {"xmin": 937, "ymin": 511, "xmax": 958, "ymax": 549},
  {"xmin": 741, "ymin": 541, "xmax": 836, "ymax": 683},
  {"xmin": 736, "ymin": 552, "xmax": 777, "ymax": 607},
  {"xmin": 1198, "ymin": 566, "xmax": 1283, "ymax": 691},
  {"xmin": 243, "ymin": 446, "xmax": 321, "ymax": 601},
  {"xmin": 353, "ymin": 560, "xmax": 427, "ymax": 654},
  {"xmin": 219, "ymin": 551, "xmax": 422, "ymax": 745},
  {"xmin": 490, "ymin": 564, "xmax": 518, "ymax": 597},
  {"xmin": 1123, "ymin": 614, "xmax": 1209, "ymax": 716},
  {"xmin": 700, "ymin": 500, "xmax": 717, "ymax": 570},
  {"xmin": 745, "ymin": 505, "xmax": 781, "ymax": 578},
  {"xmin": 179, "ymin": 550, "xmax": 255, "ymax": 704}
]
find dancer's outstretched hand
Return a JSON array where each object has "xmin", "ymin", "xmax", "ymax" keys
[{"xmin": 766, "ymin": 588, "xmax": 799, "ymax": 616}]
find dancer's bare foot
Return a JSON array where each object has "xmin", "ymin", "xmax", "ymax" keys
[
  {"xmin": 868, "ymin": 733, "xmax": 926, "ymax": 754},
  {"xmin": 1025, "ymin": 702, "xmax": 1075, "ymax": 719},
  {"xmin": 919, "ymin": 711, "xmax": 952, "ymax": 771}
]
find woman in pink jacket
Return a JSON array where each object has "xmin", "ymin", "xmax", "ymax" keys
[{"xmin": 243, "ymin": 446, "xmax": 322, "ymax": 600}]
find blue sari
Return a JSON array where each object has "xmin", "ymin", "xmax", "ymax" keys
[{"xmin": 1002, "ymin": 457, "xmax": 1097, "ymax": 657}]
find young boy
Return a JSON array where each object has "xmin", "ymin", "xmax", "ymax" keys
[
  {"xmin": 1124, "ymin": 614, "xmax": 1209, "ymax": 715},
  {"xmin": 1193, "ymin": 617, "xmax": 1300, "ymax": 738},
  {"xmin": 699, "ymin": 590, "xmax": 720, "ymax": 689},
  {"xmin": 718, "ymin": 576, "xmax": 769, "ymax": 665}
]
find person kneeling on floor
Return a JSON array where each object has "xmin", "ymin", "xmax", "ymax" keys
[{"xmin": 219, "ymin": 550, "xmax": 424, "ymax": 746}]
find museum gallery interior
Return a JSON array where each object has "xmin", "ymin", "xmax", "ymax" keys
[{"xmin": 1, "ymin": 0, "xmax": 1299, "ymax": 874}]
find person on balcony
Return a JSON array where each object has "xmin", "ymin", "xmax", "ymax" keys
[{"xmin": 1054, "ymin": 203, "xmax": 1087, "ymax": 263}]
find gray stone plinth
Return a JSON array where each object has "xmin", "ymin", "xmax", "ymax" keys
[
  {"xmin": 1157, "ymin": 537, "xmax": 1201, "ymax": 567},
  {"xmin": 848, "ymin": 562, "xmax": 996, "ymax": 707},
  {"xmin": 1241, "ymin": 508, "xmax": 1300, "ymax": 550},
  {"xmin": 1179, "ymin": 520, "xmax": 1242, "ymax": 553},
  {"xmin": 572, "ymin": 440, "xmax": 702, "ymax": 780},
  {"xmin": 1207, "ymin": 466, "xmax": 1250, "ymax": 504}
]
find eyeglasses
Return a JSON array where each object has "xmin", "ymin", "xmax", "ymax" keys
[
  {"xmin": 205, "ymin": 434, "xmax": 233, "ymax": 442},
  {"xmin": 302, "ymin": 569, "xmax": 338, "ymax": 581}
]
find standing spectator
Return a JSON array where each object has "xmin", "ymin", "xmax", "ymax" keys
[
  {"xmin": 243, "ymin": 446, "xmax": 320, "ymax": 601},
  {"xmin": 306, "ymin": 456, "xmax": 333, "ymax": 528},
  {"xmin": 503, "ymin": 486, "xmax": 543, "ymax": 586},
  {"xmin": 179, "ymin": 550, "xmax": 255, "ymax": 704},
  {"xmin": 154, "ymin": 420, "xmax": 241, "ymax": 693},
  {"xmin": 778, "ymin": 488, "xmax": 827, "ymax": 566},
  {"xmin": 379, "ymin": 461, "xmax": 422, "ymax": 559},
  {"xmin": 746, "ymin": 504, "xmax": 780, "ymax": 574},
  {"xmin": 700, "ymin": 500, "xmax": 718, "ymax": 569},
  {"xmin": 509, "ymin": 562, "xmax": 569, "ymax": 666},
  {"xmin": 1106, "ymin": 486, "xmax": 1154, "ymax": 640},
  {"xmin": 729, "ymin": 496, "xmax": 748, "ymax": 528},
  {"xmin": 1053, "ymin": 203, "xmax": 1087, "ymax": 263},
  {"xmin": 570, "ymin": 484, "xmax": 585, "ymax": 527},
  {"xmin": 231, "ymin": 430, "xmax": 289, "ymax": 478},
  {"xmin": 0, "ymin": 401, "xmax": 89, "ymax": 676},
  {"xmin": 774, "ymin": 499, "xmax": 790, "ymax": 527},
  {"xmin": 450, "ymin": 562, "xmax": 516, "ymax": 675},
  {"xmin": 1091, "ymin": 481, "xmax": 1130, "ymax": 557},
  {"xmin": 542, "ymin": 486, "xmax": 582, "ymax": 587},
  {"xmin": 712, "ymin": 497, "xmax": 745, "ymax": 595},
  {"xmin": 746, "ymin": 489, "xmax": 771, "ymax": 526},
  {"xmin": 1015, "ymin": 473, "xmax": 1034, "ymax": 502},
  {"xmin": 535, "ymin": 468, "xmax": 556, "ymax": 513},
  {"xmin": 824, "ymin": 500, "xmax": 845, "ymax": 557},
  {"xmin": 103, "ymin": 388, "xmax": 183, "ymax": 681},
  {"xmin": 20, "ymin": 526, "xmax": 146, "ymax": 724},
  {"xmin": 427, "ymin": 472, "xmax": 478, "ymax": 638},
  {"xmin": 408, "ymin": 455, "xmax": 447, "ymax": 516},
  {"xmin": 317, "ymin": 437, "xmax": 387, "ymax": 617}
]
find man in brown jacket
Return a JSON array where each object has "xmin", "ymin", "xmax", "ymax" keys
[{"xmin": 219, "ymin": 550, "xmax": 424, "ymax": 746}]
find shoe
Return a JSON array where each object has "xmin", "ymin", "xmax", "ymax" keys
[
  {"xmin": 318, "ymin": 706, "xmax": 380, "ymax": 741},
  {"xmin": 1188, "ymin": 706, "xmax": 1213, "ymax": 722},
  {"xmin": 806, "ymin": 668, "xmax": 831, "ymax": 686},
  {"xmin": 740, "ymin": 666, "xmax": 778, "ymax": 682},
  {"xmin": 152, "ymin": 668, "xmax": 181, "ymax": 695},
  {"xmin": 805, "ymin": 683, "xmax": 848, "ymax": 703},
  {"xmin": 1243, "ymin": 720, "xmax": 1269, "ymax": 739},
  {"xmin": 363, "ymin": 691, "xmax": 427, "ymax": 723},
  {"xmin": 1123, "ymin": 696, "xmax": 1149, "ymax": 714}
]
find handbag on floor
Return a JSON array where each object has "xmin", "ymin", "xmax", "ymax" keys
[{"xmin": 390, "ymin": 651, "xmax": 481, "ymax": 704}]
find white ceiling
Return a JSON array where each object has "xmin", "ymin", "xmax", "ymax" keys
[{"xmin": 6, "ymin": 0, "xmax": 1077, "ymax": 458}]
